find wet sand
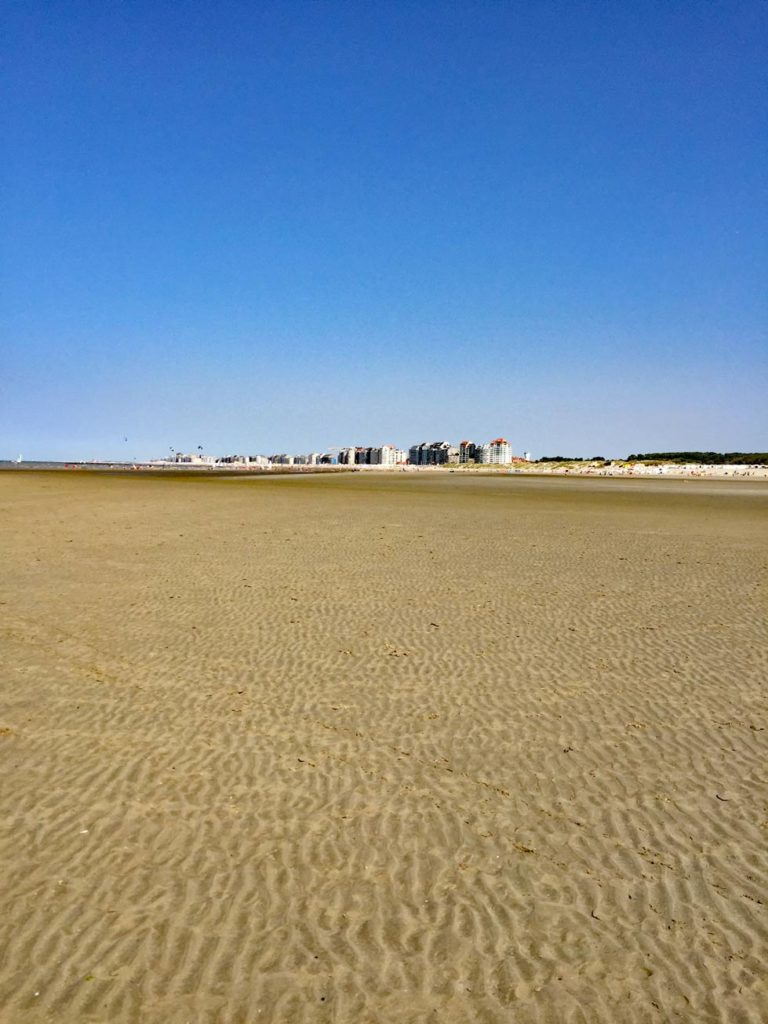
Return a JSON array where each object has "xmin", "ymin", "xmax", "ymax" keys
[{"xmin": 1, "ymin": 471, "xmax": 766, "ymax": 1023}]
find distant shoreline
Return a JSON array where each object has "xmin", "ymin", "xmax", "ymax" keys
[{"xmin": 2, "ymin": 460, "xmax": 767, "ymax": 481}]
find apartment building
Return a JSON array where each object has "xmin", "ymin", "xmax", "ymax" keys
[
  {"xmin": 408, "ymin": 441, "xmax": 457, "ymax": 466},
  {"xmin": 370, "ymin": 445, "xmax": 407, "ymax": 466},
  {"xmin": 477, "ymin": 438, "xmax": 513, "ymax": 464},
  {"xmin": 458, "ymin": 441, "xmax": 479, "ymax": 463},
  {"xmin": 173, "ymin": 452, "xmax": 217, "ymax": 465}
]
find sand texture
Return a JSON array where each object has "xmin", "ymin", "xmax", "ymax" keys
[{"xmin": 1, "ymin": 471, "xmax": 766, "ymax": 1023}]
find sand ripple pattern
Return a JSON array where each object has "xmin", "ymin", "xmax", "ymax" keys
[{"xmin": 1, "ymin": 471, "xmax": 766, "ymax": 1023}]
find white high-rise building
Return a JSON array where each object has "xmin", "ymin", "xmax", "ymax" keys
[
  {"xmin": 372, "ymin": 444, "xmax": 406, "ymax": 466},
  {"xmin": 478, "ymin": 438, "xmax": 513, "ymax": 464}
]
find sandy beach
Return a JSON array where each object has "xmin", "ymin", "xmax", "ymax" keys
[{"xmin": 1, "ymin": 470, "xmax": 766, "ymax": 1023}]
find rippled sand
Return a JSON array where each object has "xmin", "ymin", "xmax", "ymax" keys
[{"xmin": 1, "ymin": 470, "xmax": 766, "ymax": 1023}]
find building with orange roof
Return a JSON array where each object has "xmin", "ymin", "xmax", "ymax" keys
[{"xmin": 478, "ymin": 438, "xmax": 513, "ymax": 464}]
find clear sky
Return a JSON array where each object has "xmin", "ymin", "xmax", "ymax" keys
[{"xmin": 2, "ymin": 1, "xmax": 766, "ymax": 461}]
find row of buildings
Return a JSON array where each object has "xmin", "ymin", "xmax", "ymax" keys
[
  {"xmin": 336, "ymin": 440, "xmax": 515, "ymax": 466},
  {"xmin": 169, "ymin": 438, "xmax": 516, "ymax": 467},
  {"xmin": 337, "ymin": 445, "xmax": 408, "ymax": 465},
  {"xmin": 408, "ymin": 439, "xmax": 514, "ymax": 465},
  {"xmin": 182, "ymin": 452, "xmax": 332, "ymax": 466}
]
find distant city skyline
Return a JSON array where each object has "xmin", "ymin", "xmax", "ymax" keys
[{"xmin": 2, "ymin": 2, "xmax": 766, "ymax": 463}]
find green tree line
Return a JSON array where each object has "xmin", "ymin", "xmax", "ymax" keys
[{"xmin": 625, "ymin": 452, "xmax": 768, "ymax": 465}]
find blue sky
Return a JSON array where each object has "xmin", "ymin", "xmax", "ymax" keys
[{"xmin": 2, "ymin": 0, "xmax": 766, "ymax": 460}]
